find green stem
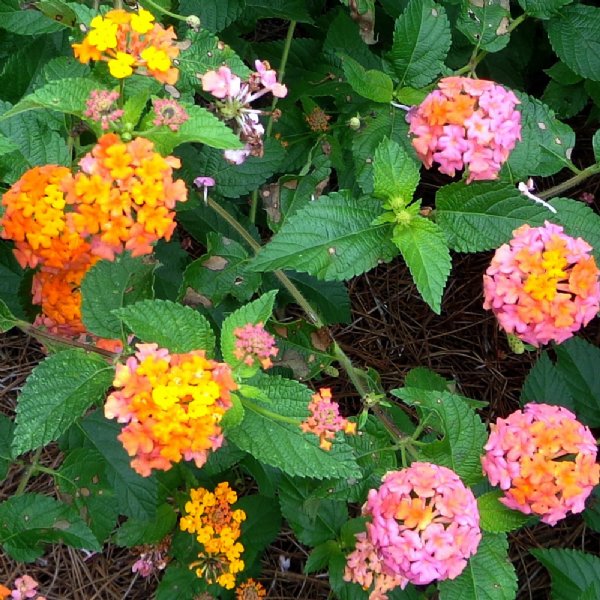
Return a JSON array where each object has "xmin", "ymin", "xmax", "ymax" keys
[
  {"xmin": 15, "ymin": 448, "xmax": 43, "ymax": 496},
  {"xmin": 139, "ymin": 0, "xmax": 188, "ymax": 21},
  {"xmin": 118, "ymin": 78, "xmax": 125, "ymax": 109},
  {"xmin": 538, "ymin": 163, "xmax": 600, "ymax": 199},
  {"xmin": 249, "ymin": 19, "xmax": 297, "ymax": 224},
  {"xmin": 241, "ymin": 396, "xmax": 302, "ymax": 425}
]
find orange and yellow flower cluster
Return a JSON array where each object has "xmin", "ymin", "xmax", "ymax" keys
[
  {"xmin": 482, "ymin": 403, "xmax": 599, "ymax": 525},
  {"xmin": 180, "ymin": 482, "xmax": 246, "ymax": 590},
  {"xmin": 483, "ymin": 222, "xmax": 600, "ymax": 346},
  {"xmin": 105, "ymin": 344, "xmax": 237, "ymax": 476},
  {"xmin": 0, "ymin": 135, "xmax": 187, "ymax": 337},
  {"xmin": 73, "ymin": 8, "xmax": 179, "ymax": 84},
  {"xmin": 236, "ymin": 579, "xmax": 266, "ymax": 599}
]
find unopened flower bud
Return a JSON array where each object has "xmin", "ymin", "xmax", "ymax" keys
[
  {"xmin": 348, "ymin": 116, "xmax": 361, "ymax": 130},
  {"xmin": 186, "ymin": 15, "xmax": 201, "ymax": 31}
]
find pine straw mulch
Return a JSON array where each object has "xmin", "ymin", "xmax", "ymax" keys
[{"xmin": 2, "ymin": 247, "xmax": 600, "ymax": 599}]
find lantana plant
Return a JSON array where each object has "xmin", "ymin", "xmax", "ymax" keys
[{"xmin": 1, "ymin": 1, "xmax": 600, "ymax": 599}]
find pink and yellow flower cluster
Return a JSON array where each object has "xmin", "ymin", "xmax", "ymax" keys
[
  {"xmin": 73, "ymin": 8, "xmax": 179, "ymax": 84},
  {"xmin": 344, "ymin": 463, "xmax": 481, "ymax": 599},
  {"xmin": 482, "ymin": 403, "xmax": 599, "ymax": 526},
  {"xmin": 300, "ymin": 388, "xmax": 356, "ymax": 451},
  {"xmin": 483, "ymin": 222, "xmax": 600, "ymax": 346},
  {"xmin": 180, "ymin": 482, "xmax": 246, "ymax": 590},
  {"xmin": 233, "ymin": 322, "xmax": 278, "ymax": 369},
  {"xmin": 105, "ymin": 344, "xmax": 237, "ymax": 476},
  {"xmin": 409, "ymin": 77, "xmax": 521, "ymax": 182}
]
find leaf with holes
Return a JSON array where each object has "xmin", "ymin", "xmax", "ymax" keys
[
  {"xmin": 114, "ymin": 299, "xmax": 216, "ymax": 355},
  {"xmin": 11, "ymin": 350, "xmax": 113, "ymax": 457},
  {"xmin": 457, "ymin": 0, "xmax": 511, "ymax": 53}
]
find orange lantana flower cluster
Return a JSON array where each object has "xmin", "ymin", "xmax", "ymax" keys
[
  {"xmin": 236, "ymin": 579, "xmax": 267, "ymax": 599},
  {"xmin": 0, "ymin": 134, "xmax": 187, "ymax": 337},
  {"xmin": 180, "ymin": 482, "xmax": 246, "ymax": 590},
  {"xmin": 105, "ymin": 344, "xmax": 237, "ymax": 477},
  {"xmin": 73, "ymin": 8, "xmax": 179, "ymax": 84}
]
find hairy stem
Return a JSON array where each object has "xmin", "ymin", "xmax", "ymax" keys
[
  {"xmin": 15, "ymin": 448, "xmax": 43, "ymax": 496},
  {"xmin": 538, "ymin": 163, "xmax": 600, "ymax": 199}
]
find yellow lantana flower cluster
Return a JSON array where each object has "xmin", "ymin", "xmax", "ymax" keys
[
  {"xmin": 73, "ymin": 8, "xmax": 179, "ymax": 84},
  {"xmin": 180, "ymin": 482, "xmax": 246, "ymax": 590},
  {"xmin": 105, "ymin": 345, "xmax": 237, "ymax": 477}
]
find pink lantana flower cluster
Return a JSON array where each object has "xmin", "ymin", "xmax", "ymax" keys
[
  {"xmin": 408, "ymin": 77, "xmax": 521, "ymax": 182},
  {"xmin": 300, "ymin": 388, "xmax": 356, "ymax": 451},
  {"xmin": 344, "ymin": 463, "xmax": 481, "ymax": 598},
  {"xmin": 201, "ymin": 60, "xmax": 287, "ymax": 164},
  {"xmin": 0, "ymin": 576, "xmax": 46, "ymax": 600},
  {"xmin": 233, "ymin": 322, "xmax": 278, "ymax": 369},
  {"xmin": 483, "ymin": 222, "xmax": 600, "ymax": 346},
  {"xmin": 152, "ymin": 98, "xmax": 189, "ymax": 131},
  {"xmin": 482, "ymin": 403, "xmax": 599, "ymax": 526},
  {"xmin": 84, "ymin": 90, "xmax": 124, "ymax": 131}
]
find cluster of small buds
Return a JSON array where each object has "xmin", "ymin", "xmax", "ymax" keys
[
  {"xmin": 180, "ymin": 482, "xmax": 246, "ymax": 590},
  {"xmin": 201, "ymin": 60, "xmax": 287, "ymax": 164},
  {"xmin": 1, "ymin": 134, "xmax": 187, "ymax": 338},
  {"xmin": 131, "ymin": 537, "xmax": 171, "ymax": 578},
  {"xmin": 483, "ymin": 222, "xmax": 600, "ymax": 346},
  {"xmin": 152, "ymin": 98, "xmax": 189, "ymax": 131},
  {"xmin": 235, "ymin": 579, "xmax": 267, "ymax": 600},
  {"xmin": 73, "ymin": 8, "xmax": 179, "ymax": 84},
  {"xmin": 305, "ymin": 106, "xmax": 331, "ymax": 133},
  {"xmin": 105, "ymin": 344, "xmax": 237, "ymax": 476},
  {"xmin": 482, "ymin": 403, "xmax": 599, "ymax": 526},
  {"xmin": 300, "ymin": 388, "xmax": 356, "ymax": 451},
  {"xmin": 344, "ymin": 463, "xmax": 481, "ymax": 599},
  {"xmin": 84, "ymin": 90, "xmax": 124, "ymax": 131},
  {"xmin": 233, "ymin": 322, "xmax": 278, "ymax": 369},
  {"xmin": 0, "ymin": 576, "xmax": 46, "ymax": 600},
  {"xmin": 408, "ymin": 77, "xmax": 521, "ymax": 182}
]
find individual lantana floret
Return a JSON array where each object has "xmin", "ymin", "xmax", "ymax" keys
[
  {"xmin": 65, "ymin": 133, "xmax": 188, "ymax": 260},
  {"xmin": 483, "ymin": 222, "xmax": 600, "ymax": 346},
  {"xmin": 235, "ymin": 579, "xmax": 266, "ymax": 600},
  {"xmin": 344, "ymin": 463, "xmax": 481, "ymax": 599},
  {"xmin": 300, "ymin": 388, "xmax": 356, "ymax": 451},
  {"xmin": 84, "ymin": 90, "xmax": 124, "ymax": 131},
  {"xmin": 201, "ymin": 61, "xmax": 287, "ymax": 164},
  {"xmin": 105, "ymin": 344, "xmax": 237, "ymax": 476},
  {"xmin": 73, "ymin": 8, "xmax": 179, "ymax": 84},
  {"xmin": 233, "ymin": 322, "xmax": 278, "ymax": 369},
  {"xmin": 131, "ymin": 537, "xmax": 171, "ymax": 578},
  {"xmin": 180, "ymin": 482, "xmax": 246, "ymax": 590},
  {"xmin": 482, "ymin": 403, "xmax": 599, "ymax": 526},
  {"xmin": 408, "ymin": 77, "xmax": 521, "ymax": 182},
  {"xmin": 152, "ymin": 98, "xmax": 189, "ymax": 131}
]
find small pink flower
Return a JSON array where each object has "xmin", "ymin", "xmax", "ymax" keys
[
  {"xmin": 152, "ymin": 98, "xmax": 189, "ymax": 131},
  {"xmin": 344, "ymin": 463, "xmax": 481, "ymax": 599},
  {"xmin": 233, "ymin": 322, "xmax": 278, "ymax": 369},
  {"xmin": 84, "ymin": 90, "xmax": 124, "ymax": 131},
  {"xmin": 201, "ymin": 66, "xmax": 241, "ymax": 99},
  {"xmin": 254, "ymin": 60, "xmax": 288, "ymax": 98},
  {"xmin": 11, "ymin": 576, "xmax": 39, "ymax": 600}
]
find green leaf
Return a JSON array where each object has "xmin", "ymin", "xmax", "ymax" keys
[
  {"xmin": 0, "ymin": 0, "xmax": 67, "ymax": 35},
  {"xmin": 553, "ymin": 336, "xmax": 600, "ymax": 427},
  {"xmin": 140, "ymin": 105, "xmax": 242, "ymax": 154},
  {"xmin": 393, "ymin": 388, "xmax": 487, "ymax": 485},
  {"xmin": 220, "ymin": 290, "xmax": 277, "ymax": 377},
  {"xmin": 11, "ymin": 350, "xmax": 113, "ymax": 457},
  {"xmin": 373, "ymin": 138, "xmax": 421, "ymax": 204},
  {"xmin": 0, "ymin": 78, "xmax": 100, "ymax": 120},
  {"xmin": 404, "ymin": 366, "xmax": 449, "ymax": 392},
  {"xmin": 547, "ymin": 5, "xmax": 600, "ymax": 81},
  {"xmin": 155, "ymin": 564, "xmax": 202, "ymax": 600},
  {"xmin": 593, "ymin": 130, "xmax": 600, "ymax": 163},
  {"xmin": 0, "ymin": 415, "xmax": 14, "ymax": 482},
  {"xmin": 42, "ymin": 56, "xmax": 90, "ymax": 83},
  {"xmin": 305, "ymin": 540, "xmax": 340, "ymax": 574},
  {"xmin": 114, "ymin": 299, "xmax": 216, "ymax": 355},
  {"xmin": 439, "ymin": 532, "xmax": 517, "ymax": 600},
  {"xmin": 0, "ymin": 132, "xmax": 19, "ymax": 157},
  {"xmin": 56, "ymin": 448, "xmax": 119, "ymax": 543},
  {"xmin": 250, "ymin": 193, "xmax": 398, "ymax": 281},
  {"xmin": 457, "ymin": 0, "xmax": 511, "ymax": 53},
  {"xmin": 517, "ymin": 0, "xmax": 572, "ymax": 19},
  {"xmin": 542, "ymin": 80, "xmax": 589, "ymax": 120},
  {"xmin": 531, "ymin": 548, "xmax": 600, "ymax": 599},
  {"xmin": 387, "ymin": 0, "xmax": 451, "ymax": 88},
  {"xmin": 583, "ymin": 488, "xmax": 600, "ymax": 533},
  {"xmin": 435, "ymin": 181, "xmax": 549, "ymax": 252},
  {"xmin": 82, "ymin": 411, "xmax": 158, "ymax": 520},
  {"xmin": 0, "ymin": 494, "xmax": 101, "ymax": 562},
  {"xmin": 477, "ymin": 490, "xmax": 533, "ymax": 533},
  {"xmin": 178, "ymin": 0, "xmax": 244, "ymax": 33},
  {"xmin": 516, "ymin": 92, "xmax": 576, "ymax": 176},
  {"xmin": 279, "ymin": 476, "xmax": 348, "ymax": 546},
  {"xmin": 81, "ymin": 253, "xmax": 155, "ymax": 340},
  {"xmin": 244, "ymin": 0, "xmax": 313, "ymax": 22},
  {"xmin": 339, "ymin": 54, "xmax": 394, "ymax": 103},
  {"xmin": 392, "ymin": 217, "xmax": 451, "ymax": 314},
  {"xmin": 0, "ymin": 241, "xmax": 28, "ymax": 319},
  {"xmin": 0, "ymin": 298, "xmax": 18, "ymax": 333},
  {"xmin": 521, "ymin": 352, "xmax": 574, "ymax": 411},
  {"xmin": 182, "ymin": 233, "xmax": 261, "ymax": 305},
  {"xmin": 114, "ymin": 504, "xmax": 177, "ymax": 547},
  {"xmin": 227, "ymin": 374, "xmax": 360, "ymax": 479}
]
